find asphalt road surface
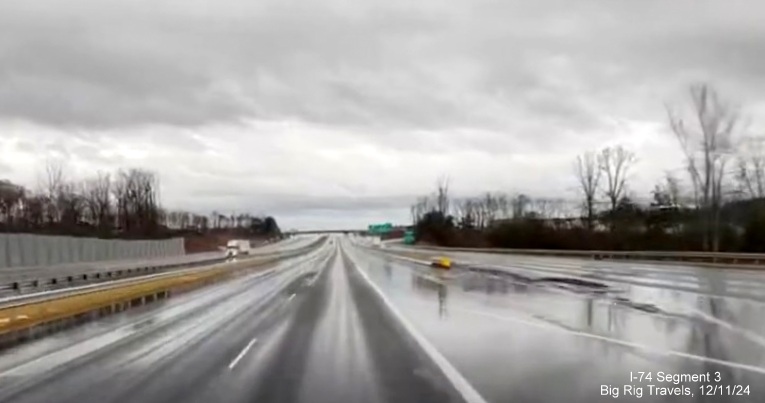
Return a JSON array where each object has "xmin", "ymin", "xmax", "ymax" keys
[
  {"xmin": 0, "ymin": 235, "xmax": 320, "ymax": 298},
  {"xmin": 0, "ymin": 239, "xmax": 465, "ymax": 403},
  {"xmin": 1, "ymin": 237, "xmax": 764, "ymax": 403},
  {"xmin": 368, "ymin": 245, "xmax": 765, "ymax": 402}
]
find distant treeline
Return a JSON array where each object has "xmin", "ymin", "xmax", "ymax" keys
[
  {"xmin": 0, "ymin": 161, "xmax": 280, "ymax": 240},
  {"xmin": 412, "ymin": 84, "xmax": 765, "ymax": 253}
]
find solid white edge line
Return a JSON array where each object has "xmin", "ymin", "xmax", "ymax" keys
[
  {"xmin": 380, "ymin": 246, "xmax": 765, "ymax": 375},
  {"xmin": 228, "ymin": 338, "xmax": 258, "ymax": 370},
  {"xmin": 347, "ymin": 251, "xmax": 489, "ymax": 403}
]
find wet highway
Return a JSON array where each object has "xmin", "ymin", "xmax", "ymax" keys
[
  {"xmin": 0, "ymin": 236, "xmax": 763, "ymax": 402},
  {"xmin": 369, "ymin": 245, "xmax": 765, "ymax": 402},
  {"xmin": 250, "ymin": 235, "xmax": 321, "ymax": 255},
  {"xmin": 0, "ymin": 235, "xmax": 319, "ymax": 298},
  {"xmin": 0, "ymin": 239, "xmax": 464, "ymax": 403}
]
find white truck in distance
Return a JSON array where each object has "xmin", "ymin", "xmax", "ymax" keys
[{"xmin": 225, "ymin": 239, "xmax": 251, "ymax": 258}]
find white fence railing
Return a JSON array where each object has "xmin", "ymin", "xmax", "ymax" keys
[{"xmin": 0, "ymin": 233, "xmax": 185, "ymax": 269}]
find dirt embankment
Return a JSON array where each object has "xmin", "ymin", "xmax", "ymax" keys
[
  {"xmin": 184, "ymin": 235, "xmax": 226, "ymax": 253},
  {"xmin": 184, "ymin": 232, "xmax": 275, "ymax": 253}
]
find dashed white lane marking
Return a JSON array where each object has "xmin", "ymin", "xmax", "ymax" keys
[
  {"xmin": 347, "ymin": 253, "xmax": 489, "ymax": 403},
  {"xmin": 287, "ymin": 293, "xmax": 296, "ymax": 302},
  {"xmin": 228, "ymin": 338, "xmax": 258, "ymax": 370}
]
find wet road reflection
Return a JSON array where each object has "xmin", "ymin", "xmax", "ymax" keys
[
  {"xmin": 411, "ymin": 272, "xmax": 450, "ymax": 318},
  {"xmin": 351, "ymin": 246, "xmax": 765, "ymax": 403}
]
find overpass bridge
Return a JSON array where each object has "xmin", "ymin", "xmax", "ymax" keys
[
  {"xmin": 286, "ymin": 226, "xmax": 412, "ymax": 237},
  {"xmin": 285, "ymin": 229, "xmax": 366, "ymax": 236}
]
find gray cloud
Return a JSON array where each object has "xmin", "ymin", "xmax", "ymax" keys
[
  {"xmin": 0, "ymin": 160, "xmax": 11, "ymax": 174},
  {"xmin": 2, "ymin": 0, "xmax": 764, "ymax": 228},
  {"xmin": 4, "ymin": 0, "xmax": 761, "ymax": 135},
  {"xmin": 174, "ymin": 193, "xmax": 418, "ymax": 217}
]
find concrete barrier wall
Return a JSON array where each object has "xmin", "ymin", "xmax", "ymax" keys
[{"xmin": 0, "ymin": 233, "xmax": 185, "ymax": 268}]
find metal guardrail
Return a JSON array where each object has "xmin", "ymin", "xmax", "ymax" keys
[
  {"xmin": 0, "ymin": 235, "xmax": 320, "ymax": 305},
  {"xmin": 0, "ymin": 256, "xmax": 268, "ymax": 309},
  {"xmin": 0, "ymin": 258, "xmax": 266, "ymax": 337},
  {"xmin": 0, "ymin": 238, "xmax": 326, "ymax": 295},
  {"xmin": 0, "ymin": 252, "xmax": 224, "ymax": 278},
  {"xmin": 0, "ymin": 237, "xmax": 329, "ymax": 338},
  {"xmin": 393, "ymin": 245, "xmax": 765, "ymax": 266},
  {"xmin": 0, "ymin": 254, "xmax": 226, "ymax": 296}
]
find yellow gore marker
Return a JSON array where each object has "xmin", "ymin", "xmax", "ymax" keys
[{"xmin": 431, "ymin": 257, "xmax": 451, "ymax": 269}]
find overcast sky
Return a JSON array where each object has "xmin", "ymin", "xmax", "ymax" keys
[{"xmin": 1, "ymin": 0, "xmax": 764, "ymax": 230}]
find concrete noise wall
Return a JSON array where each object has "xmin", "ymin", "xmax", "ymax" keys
[{"xmin": 0, "ymin": 234, "xmax": 185, "ymax": 268}]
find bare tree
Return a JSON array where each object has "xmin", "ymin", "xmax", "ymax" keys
[
  {"xmin": 435, "ymin": 175, "xmax": 450, "ymax": 215},
  {"xmin": 209, "ymin": 211, "xmax": 217, "ymax": 229},
  {"xmin": 58, "ymin": 181, "xmax": 85, "ymax": 230},
  {"xmin": 165, "ymin": 210, "xmax": 179, "ymax": 229},
  {"xmin": 82, "ymin": 172, "xmax": 112, "ymax": 232},
  {"xmin": 545, "ymin": 198, "xmax": 566, "ymax": 218},
  {"xmin": 511, "ymin": 193, "xmax": 531, "ymax": 219},
  {"xmin": 535, "ymin": 198, "xmax": 553, "ymax": 219},
  {"xmin": 598, "ymin": 145, "xmax": 636, "ymax": 212},
  {"xmin": 667, "ymin": 83, "xmax": 740, "ymax": 251},
  {"xmin": 575, "ymin": 151, "xmax": 602, "ymax": 230},
  {"xmin": 496, "ymin": 193, "xmax": 510, "ymax": 219},
  {"xmin": 113, "ymin": 169, "xmax": 161, "ymax": 236},
  {"xmin": 42, "ymin": 159, "xmax": 67, "ymax": 224},
  {"xmin": 23, "ymin": 195, "xmax": 46, "ymax": 229},
  {"xmin": 453, "ymin": 197, "xmax": 477, "ymax": 229},
  {"xmin": 452, "ymin": 197, "xmax": 465, "ymax": 226},
  {"xmin": 186, "ymin": 212, "xmax": 194, "ymax": 229},
  {"xmin": 735, "ymin": 136, "xmax": 765, "ymax": 199},
  {"xmin": 410, "ymin": 196, "xmax": 431, "ymax": 225},
  {"xmin": 664, "ymin": 172, "xmax": 683, "ymax": 206},
  {"xmin": 483, "ymin": 192, "xmax": 499, "ymax": 225},
  {"xmin": 473, "ymin": 197, "xmax": 487, "ymax": 229},
  {"xmin": 0, "ymin": 180, "xmax": 25, "ymax": 225},
  {"xmin": 192, "ymin": 214, "xmax": 206, "ymax": 230}
]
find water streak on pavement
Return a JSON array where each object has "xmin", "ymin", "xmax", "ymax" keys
[
  {"xmin": 0, "ymin": 238, "xmax": 763, "ymax": 403},
  {"xmin": 354, "ymin": 245, "xmax": 765, "ymax": 402}
]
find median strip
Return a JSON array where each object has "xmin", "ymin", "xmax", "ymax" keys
[
  {"xmin": 0, "ymin": 257, "xmax": 274, "ymax": 337},
  {"xmin": 0, "ymin": 238, "xmax": 328, "ymax": 350}
]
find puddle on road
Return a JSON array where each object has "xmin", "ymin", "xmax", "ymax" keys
[
  {"xmin": 398, "ymin": 258, "xmax": 765, "ymax": 373},
  {"xmin": 352, "ymin": 250, "xmax": 765, "ymax": 402}
]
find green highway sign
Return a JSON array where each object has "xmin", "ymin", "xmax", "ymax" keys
[
  {"xmin": 403, "ymin": 229, "xmax": 415, "ymax": 245},
  {"xmin": 368, "ymin": 223, "xmax": 393, "ymax": 234}
]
